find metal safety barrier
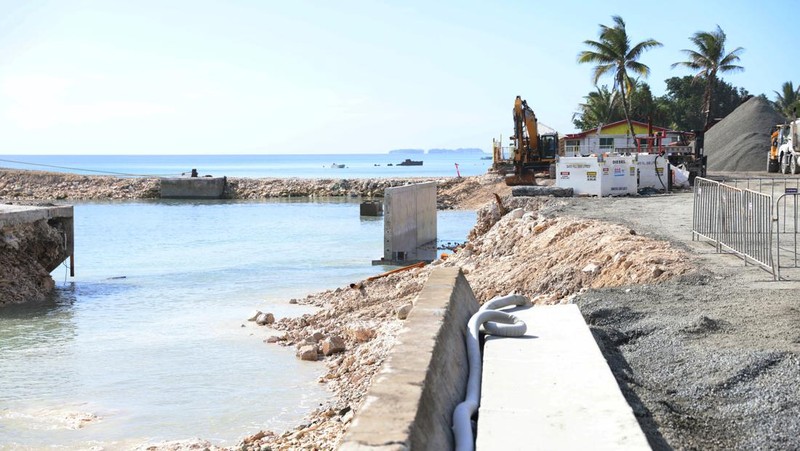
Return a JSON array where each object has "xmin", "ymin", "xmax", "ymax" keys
[
  {"xmin": 692, "ymin": 177, "xmax": 776, "ymax": 279},
  {"xmin": 775, "ymin": 193, "xmax": 800, "ymax": 278}
]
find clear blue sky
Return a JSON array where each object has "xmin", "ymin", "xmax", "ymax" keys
[{"xmin": 0, "ymin": 0, "xmax": 793, "ymax": 154}]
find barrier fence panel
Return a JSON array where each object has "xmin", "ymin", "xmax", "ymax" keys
[
  {"xmin": 692, "ymin": 177, "xmax": 776, "ymax": 279},
  {"xmin": 775, "ymin": 193, "xmax": 800, "ymax": 279},
  {"xmin": 693, "ymin": 178, "xmax": 719, "ymax": 248}
]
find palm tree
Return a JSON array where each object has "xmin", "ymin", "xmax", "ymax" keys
[
  {"xmin": 578, "ymin": 15, "xmax": 662, "ymax": 139},
  {"xmin": 573, "ymin": 85, "xmax": 619, "ymax": 130},
  {"xmin": 774, "ymin": 81, "xmax": 800, "ymax": 118},
  {"xmin": 672, "ymin": 26, "xmax": 744, "ymax": 129}
]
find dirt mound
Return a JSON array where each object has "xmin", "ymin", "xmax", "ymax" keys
[
  {"xmin": 705, "ymin": 97, "xmax": 785, "ymax": 172},
  {"xmin": 452, "ymin": 199, "xmax": 692, "ymax": 302},
  {"xmin": 436, "ymin": 173, "xmax": 511, "ymax": 210}
]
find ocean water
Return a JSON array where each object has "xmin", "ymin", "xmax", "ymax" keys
[
  {"xmin": 0, "ymin": 153, "xmax": 491, "ymax": 178},
  {"xmin": 0, "ymin": 198, "xmax": 476, "ymax": 448}
]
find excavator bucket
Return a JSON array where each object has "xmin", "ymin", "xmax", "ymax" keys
[{"xmin": 504, "ymin": 172, "xmax": 538, "ymax": 186}]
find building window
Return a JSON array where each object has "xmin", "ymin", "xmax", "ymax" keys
[
  {"xmin": 599, "ymin": 137, "xmax": 614, "ymax": 151},
  {"xmin": 565, "ymin": 139, "xmax": 580, "ymax": 154}
]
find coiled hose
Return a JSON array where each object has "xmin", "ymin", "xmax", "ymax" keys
[{"xmin": 452, "ymin": 294, "xmax": 531, "ymax": 451}]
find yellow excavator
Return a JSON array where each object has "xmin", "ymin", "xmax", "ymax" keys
[{"xmin": 505, "ymin": 96, "xmax": 559, "ymax": 186}]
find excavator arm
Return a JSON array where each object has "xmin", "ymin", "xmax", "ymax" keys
[{"xmin": 508, "ymin": 95, "xmax": 541, "ymax": 185}]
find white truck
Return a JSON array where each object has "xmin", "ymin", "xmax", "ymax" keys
[{"xmin": 772, "ymin": 119, "xmax": 800, "ymax": 174}]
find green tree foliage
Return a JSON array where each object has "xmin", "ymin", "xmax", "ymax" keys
[
  {"xmin": 658, "ymin": 76, "xmax": 750, "ymax": 131},
  {"xmin": 573, "ymin": 85, "xmax": 619, "ymax": 130},
  {"xmin": 578, "ymin": 15, "xmax": 662, "ymax": 137},
  {"xmin": 773, "ymin": 81, "xmax": 800, "ymax": 119},
  {"xmin": 671, "ymin": 25, "xmax": 744, "ymax": 129},
  {"xmin": 573, "ymin": 81, "xmax": 666, "ymax": 131},
  {"xmin": 573, "ymin": 76, "xmax": 750, "ymax": 132}
]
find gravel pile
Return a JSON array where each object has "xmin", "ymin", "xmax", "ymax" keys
[{"xmin": 705, "ymin": 96, "xmax": 785, "ymax": 172}]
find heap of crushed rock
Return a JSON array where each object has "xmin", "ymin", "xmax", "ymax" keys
[
  {"xmin": 240, "ymin": 195, "xmax": 693, "ymax": 450},
  {"xmin": 705, "ymin": 96, "xmax": 786, "ymax": 172}
]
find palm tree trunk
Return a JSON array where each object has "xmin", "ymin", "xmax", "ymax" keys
[
  {"xmin": 703, "ymin": 75, "xmax": 716, "ymax": 130},
  {"xmin": 619, "ymin": 80, "xmax": 636, "ymax": 142}
]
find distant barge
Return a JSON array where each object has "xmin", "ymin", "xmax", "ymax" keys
[{"xmin": 398, "ymin": 159, "xmax": 423, "ymax": 166}]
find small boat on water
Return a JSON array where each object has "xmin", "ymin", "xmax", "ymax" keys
[
  {"xmin": 331, "ymin": 163, "xmax": 346, "ymax": 168},
  {"xmin": 397, "ymin": 159, "xmax": 423, "ymax": 166}
]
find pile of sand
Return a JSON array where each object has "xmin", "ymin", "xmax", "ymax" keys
[{"xmin": 705, "ymin": 96, "xmax": 786, "ymax": 172}]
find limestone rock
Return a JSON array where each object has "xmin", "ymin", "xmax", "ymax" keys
[
  {"xmin": 297, "ymin": 345, "xmax": 319, "ymax": 361},
  {"xmin": 396, "ymin": 303, "xmax": 413, "ymax": 320},
  {"xmin": 247, "ymin": 310, "xmax": 262, "ymax": 321},
  {"xmin": 347, "ymin": 325, "xmax": 376, "ymax": 343},
  {"xmin": 256, "ymin": 312, "xmax": 275, "ymax": 326},
  {"xmin": 321, "ymin": 335, "xmax": 346, "ymax": 356}
]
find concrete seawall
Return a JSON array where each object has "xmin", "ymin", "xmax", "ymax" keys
[
  {"xmin": 340, "ymin": 267, "xmax": 478, "ymax": 450},
  {"xmin": 0, "ymin": 204, "xmax": 74, "ymax": 305}
]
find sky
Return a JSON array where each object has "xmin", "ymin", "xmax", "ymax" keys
[{"xmin": 0, "ymin": 0, "xmax": 795, "ymax": 155}]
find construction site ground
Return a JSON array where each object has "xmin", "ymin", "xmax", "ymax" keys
[{"xmin": 559, "ymin": 192, "xmax": 800, "ymax": 450}]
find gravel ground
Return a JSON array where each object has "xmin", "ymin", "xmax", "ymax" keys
[{"xmin": 559, "ymin": 193, "xmax": 800, "ymax": 450}]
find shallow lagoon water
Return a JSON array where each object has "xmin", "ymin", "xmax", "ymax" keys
[{"xmin": 0, "ymin": 199, "xmax": 475, "ymax": 448}]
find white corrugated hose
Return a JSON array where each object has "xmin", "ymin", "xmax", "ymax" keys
[{"xmin": 452, "ymin": 294, "xmax": 531, "ymax": 451}]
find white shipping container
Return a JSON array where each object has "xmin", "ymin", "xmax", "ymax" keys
[
  {"xmin": 556, "ymin": 157, "xmax": 603, "ymax": 196},
  {"xmin": 600, "ymin": 155, "xmax": 637, "ymax": 196},
  {"xmin": 637, "ymin": 153, "xmax": 669, "ymax": 190}
]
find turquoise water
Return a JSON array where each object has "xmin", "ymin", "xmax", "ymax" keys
[
  {"xmin": 0, "ymin": 153, "xmax": 491, "ymax": 178},
  {"xmin": 0, "ymin": 199, "xmax": 476, "ymax": 449}
]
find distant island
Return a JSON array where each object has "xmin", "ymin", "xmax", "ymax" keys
[
  {"xmin": 388, "ymin": 148, "xmax": 485, "ymax": 154},
  {"xmin": 428, "ymin": 148, "xmax": 484, "ymax": 154}
]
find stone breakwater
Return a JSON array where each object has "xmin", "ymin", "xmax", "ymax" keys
[{"xmin": 0, "ymin": 169, "xmax": 470, "ymax": 204}]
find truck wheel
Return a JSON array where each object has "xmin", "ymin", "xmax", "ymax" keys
[
  {"xmin": 768, "ymin": 157, "xmax": 780, "ymax": 173},
  {"xmin": 793, "ymin": 155, "xmax": 800, "ymax": 175},
  {"xmin": 782, "ymin": 154, "xmax": 791, "ymax": 174}
]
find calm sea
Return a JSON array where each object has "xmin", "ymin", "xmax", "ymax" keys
[
  {"xmin": 0, "ymin": 153, "xmax": 491, "ymax": 178},
  {"xmin": 0, "ymin": 165, "xmax": 478, "ymax": 448}
]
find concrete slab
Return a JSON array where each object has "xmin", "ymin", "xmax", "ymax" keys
[
  {"xmin": 0, "ymin": 204, "xmax": 73, "ymax": 228},
  {"xmin": 476, "ymin": 304, "xmax": 650, "ymax": 451},
  {"xmin": 376, "ymin": 182, "xmax": 437, "ymax": 264}
]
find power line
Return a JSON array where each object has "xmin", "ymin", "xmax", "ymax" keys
[{"xmin": 0, "ymin": 157, "xmax": 182, "ymax": 177}]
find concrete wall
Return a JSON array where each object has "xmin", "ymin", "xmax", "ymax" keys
[
  {"xmin": 340, "ymin": 267, "xmax": 478, "ymax": 451},
  {"xmin": 382, "ymin": 182, "xmax": 437, "ymax": 262},
  {"xmin": 0, "ymin": 204, "xmax": 74, "ymax": 265},
  {"xmin": 160, "ymin": 177, "xmax": 226, "ymax": 199}
]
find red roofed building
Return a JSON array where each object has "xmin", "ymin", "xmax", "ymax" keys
[{"xmin": 562, "ymin": 119, "xmax": 683, "ymax": 156}]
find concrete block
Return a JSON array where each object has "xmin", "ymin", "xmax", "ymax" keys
[
  {"xmin": 340, "ymin": 267, "xmax": 479, "ymax": 451},
  {"xmin": 360, "ymin": 201, "xmax": 383, "ymax": 216},
  {"xmin": 381, "ymin": 182, "xmax": 437, "ymax": 263},
  {"xmin": 160, "ymin": 177, "xmax": 226, "ymax": 199},
  {"xmin": 476, "ymin": 305, "xmax": 650, "ymax": 451}
]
